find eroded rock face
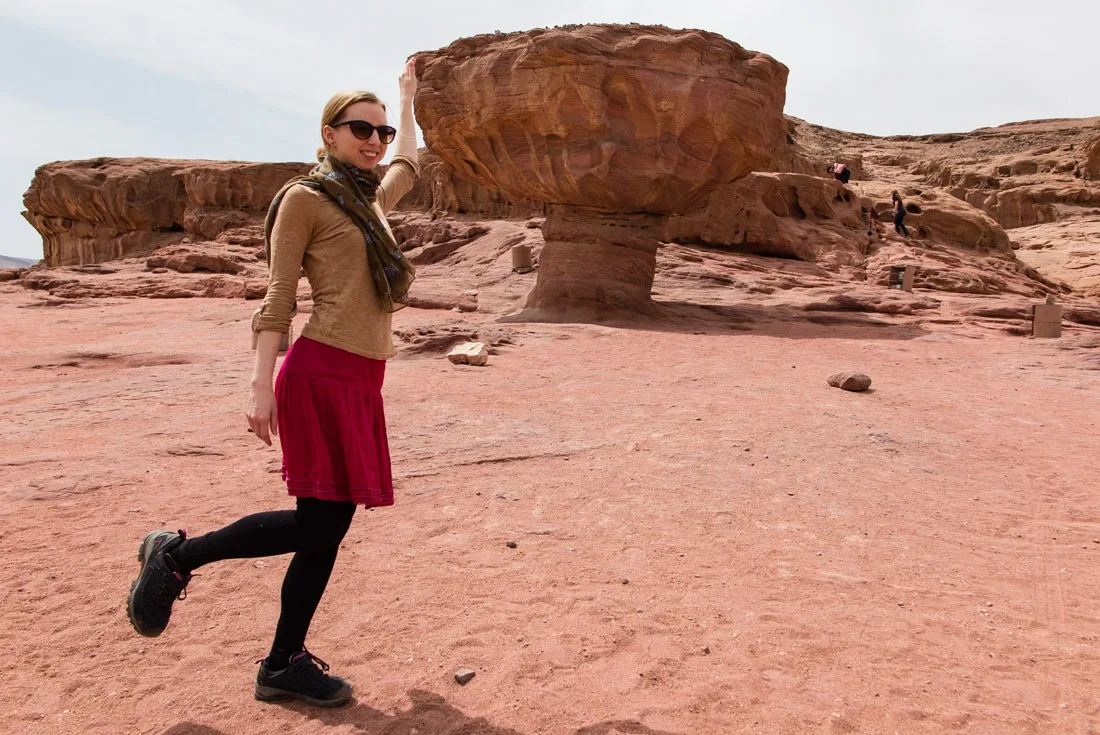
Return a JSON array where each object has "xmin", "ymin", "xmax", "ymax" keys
[
  {"xmin": 666, "ymin": 173, "xmax": 870, "ymax": 266},
  {"xmin": 399, "ymin": 151, "xmax": 545, "ymax": 218},
  {"xmin": 144, "ymin": 245, "xmax": 245, "ymax": 275},
  {"xmin": 415, "ymin": 24, "xmax": 789, "ymax": 318},
  {"xmin": 1012, "ymin": 218, "xmax": 1100, "ymax": 298},
  {"xmin": 967, "ymin": 184, "xmax": 1100, "ymax": 230},
  {"xmin": 864, "ymin": 184, "xmax": 1014, "ymax": 254},
  {"xmin": 23, "ymin": 158, "xmax": 311, "ymax": 267}
]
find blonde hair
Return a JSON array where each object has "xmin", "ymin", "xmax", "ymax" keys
[{"xmin": 316, "ymin": 90, "xmax": 387, "ymax": 162}]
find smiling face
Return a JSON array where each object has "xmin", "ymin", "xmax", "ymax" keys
[{"xmin": 321, "ymin": 98, "xmax": 389, "ymax": 170}]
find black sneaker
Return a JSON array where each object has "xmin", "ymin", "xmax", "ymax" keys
[
  {"xmin": 254, "ymin": 650, "xmax": 353, "ymax": 707},
  {"xmin": 126, "ymin": 530, "xmax": 191, "ymax": 637}
]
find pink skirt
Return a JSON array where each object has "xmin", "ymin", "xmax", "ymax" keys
[{"xmin": 274, "ymin": 336, "xmax": 393, "ymax": 506}]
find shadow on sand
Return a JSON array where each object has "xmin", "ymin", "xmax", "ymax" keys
[
  {"xmin": 501, "ymin": 298, "xmax": 929, "ymax": 342},
  {"xmin": 163, "ymin": 689, "xmax": 687, "ymax": 734}
]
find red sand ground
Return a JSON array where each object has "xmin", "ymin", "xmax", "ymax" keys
[{"xmin": 2, "ymin": 279, "xmax": 1099, "ymax": 734}]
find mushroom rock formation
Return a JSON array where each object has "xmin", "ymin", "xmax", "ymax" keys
[{"xmin": 414, "ymin": 24, "xmax": 789, "ymax": 319}]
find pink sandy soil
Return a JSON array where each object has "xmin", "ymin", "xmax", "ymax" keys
[{"xmin": 2, "ymin": 280, "xmax": 1099, "ymax": 734}]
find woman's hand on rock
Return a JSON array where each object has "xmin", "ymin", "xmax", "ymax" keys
[{"xmin": 400, "ymin": 57, "xmax": 417, "ymax": 101}]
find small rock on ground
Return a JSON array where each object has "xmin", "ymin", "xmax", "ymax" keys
[
  {"xmin": 447, "ymin": 341, "xmax": 489, "ymax": 366},
  {"xmin": 828, "ymin": 371, "xmax": 872, "ymax": 392}
]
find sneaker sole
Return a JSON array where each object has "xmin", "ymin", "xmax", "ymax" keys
[
  {"xmin": 125, "ymin": 531, "xmax": 172, "ymax": 638},
  {"xmin": 254, "ymin": 682, "xmax": 353, "ymax": 708}
]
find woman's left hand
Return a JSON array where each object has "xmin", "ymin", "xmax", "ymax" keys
[{"xmin": 399, "ymin": 57, "xmax": 417, "ymax": 101}]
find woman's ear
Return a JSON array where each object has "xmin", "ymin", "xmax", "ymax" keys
[{"xmin": 322, "ymin": 125, "xmax": 336, "ymax": 148}]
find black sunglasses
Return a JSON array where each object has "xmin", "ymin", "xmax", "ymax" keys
[{"xmin": 330, "ymin": 120, "xmax": 397, "ymax": 144}]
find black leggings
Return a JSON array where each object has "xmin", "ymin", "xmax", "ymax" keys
[
  {"xmin": 170, "ymin": 498, "xmax": 356, "ymax": 664},
  {"xmin": 894, "ymin": 210, "xmax": 909, "ymax": 237}
]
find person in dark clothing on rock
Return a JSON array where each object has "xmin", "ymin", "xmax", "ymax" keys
[
  {"xmin": 827, "ymin": 162, "xmax": 852, "ymax": 184},
  {"xmin": 892, "ymin": 190, "xmax": 910, "ymax": 238}
]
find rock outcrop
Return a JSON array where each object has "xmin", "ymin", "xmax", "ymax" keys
[
  {"xmin": 23, "ymin": 158, "xmax": 311, "ymax": 267},
  {"xmin": 1012, "ymin": 218, "xmax": 1100, "ymax": 297},
  {"xmin": 415, "ymin": 24, "xmax": 789, "ymax": 318},
  {"xmin": 847, "ymin": 116, "xmax": 1100, "ymax": 295},
  {"xmin": 665, "ymin": 172, "xmax": 869, "ymax": 266}
]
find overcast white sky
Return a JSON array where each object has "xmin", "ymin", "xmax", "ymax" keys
[{"xmin": 2, "ymin": 0, "xmax": 1097, "ymax": 260}]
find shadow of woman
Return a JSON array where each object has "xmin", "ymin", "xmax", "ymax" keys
[
  {"xmin": 575, "ymin": 720, "xmax": 685, "ymax": 735},
  {"xmin": 274, "ymin": 688, "xmax": 527, "ymax": 734},
  {"xmin": 162, "ymin": 725, "xmax": 231, "ymax": 735},
  {"xmin": 163, "ymin": 694, "xmax": 687, "ymax": 735}
]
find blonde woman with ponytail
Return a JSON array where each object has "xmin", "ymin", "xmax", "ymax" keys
[{"xmin": 125, "ymin": 59, "xmax": 421, "ymax": 708}]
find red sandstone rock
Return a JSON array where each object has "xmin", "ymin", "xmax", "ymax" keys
[
  {"xmin": 828, "ymin": 371, "xmax": 872, "ymax": 391},
  {"xmin": 145, "ymin": 245, "xmax": 245, "ymax": 275},
  {"xmin": 1012, "ymin": 218, "xmax": 1100, "ymax": 297},
  {"xmin": 415, "ymin": 24, "xmax": 788, "ymax": 319},
  {"xmin": 665, "ymin": 172, "xmax": 869, "ymax": 266},
  {"xmin": 22, "ymin": 158, "xmax": 311, "ymax": 267},
  {"xmin": 969, "ymin": 183, "xmax": 1100, "ymax": 230},
  {"xmin": 415, "ymin": 25, "xmax": 788, "ymax": 213},
  {"xmin": 399, "ymin": 151, "xmax": 545, "ymax": 218}
]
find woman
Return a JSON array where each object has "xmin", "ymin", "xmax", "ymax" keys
[
  {"xmin": 126, "ymin": 59, "xmax": 420, "ymax": 708},
  {"xmin": 892, "ymin": 190, "xmax": 910, "ymax": 238},
  {"xmin": 827, "ymin": 162, "xmax": 851, "ymax": 184}
]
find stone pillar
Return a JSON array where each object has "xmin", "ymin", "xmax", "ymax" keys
[{"xmin": 519, "ymin": 206, "xmax": 664, "ymax": 321}]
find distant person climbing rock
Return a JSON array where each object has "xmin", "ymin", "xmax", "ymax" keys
[
  {"xmin": 892, "ymin": 190, "xmax": 910, "ymax": 238},
  {"xmin": 865, "ymin": 206, "xmax": 880, "ymax": 241},
  {"xmin": 125, "ymin": 58, "xmax": 422, "ymax": 708},
  {"xmin": 827, "ymin": 162, "xmax": 852, "ymax": 184}
]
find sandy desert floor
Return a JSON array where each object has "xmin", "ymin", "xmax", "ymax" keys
[{"xmin": 2, "ymin": 276, "xmax": 1100, "ymax": 734}]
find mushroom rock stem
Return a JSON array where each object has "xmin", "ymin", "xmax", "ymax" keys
[{"xmin": 520, "ymin": 207, "xmax": 664, "ymax": 320}]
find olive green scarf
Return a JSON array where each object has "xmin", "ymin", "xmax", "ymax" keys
[{"xmin": 264, "ymin": 156, "xmax": 415, "ymax": 312}]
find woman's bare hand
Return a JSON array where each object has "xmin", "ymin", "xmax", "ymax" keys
[
  {"xmin": 246, "ymin": 384, "xmax": 278, "ymax": 446},
  {"xmin": 399, "ymin": 57, "xmax": 417, "ymax": 100}
]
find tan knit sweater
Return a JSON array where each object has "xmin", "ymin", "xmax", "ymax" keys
[{"xmin": 251, "ymin": 155, "xmax": 418, "ymax": 360}]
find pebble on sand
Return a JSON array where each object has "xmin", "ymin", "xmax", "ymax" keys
[{"xmin": 454, "ymin": 668, "xmax": 476, "ymax": 685}]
